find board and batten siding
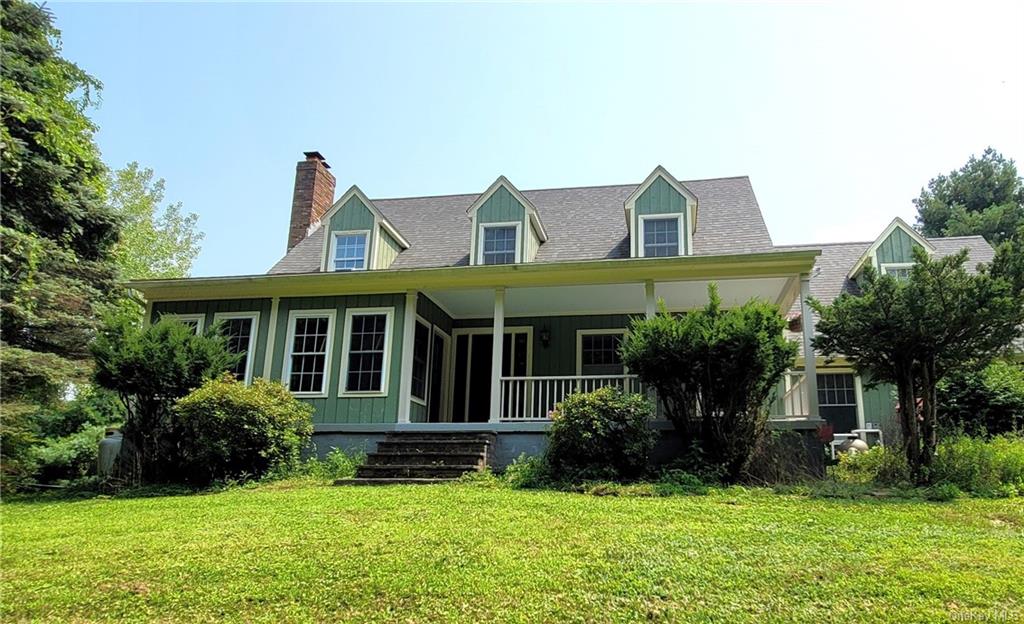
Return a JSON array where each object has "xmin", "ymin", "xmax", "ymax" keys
[
  {"xmin": 326, "ymin": 195, "xmax": 376, "ymax": 269},
  {"xmin": 474, "ymin": 186, "xmax": 528, "ymax": 263},
  {"xmin": 634, "ymin": 176, "xmax": 689, "ymax": 255},
  {"xmin": 875, "ymin": 227, "xmax": 919, "ymax": 266},
  {"xmin": 151, "ymin": 299, "xmax": 273, "ymax": 378},
  {"xmin": 377, "ymin": 229, "xmax": 402, "ymax": 270},
  {"xmin": 269, "ymin": 293, "xmax": 408, "ymax": 425}
]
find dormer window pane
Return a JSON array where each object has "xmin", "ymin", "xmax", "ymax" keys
[
  {"xmin": 482, "ymin": 226, "xmax": 517, "ymax": 265},
  {"xmin": 333, "ymin": 233, "xmax": 367, "ymax": 271},
  {"xmin": 643, "ymin": 218, "xmax": 679, "ymax": 257}
]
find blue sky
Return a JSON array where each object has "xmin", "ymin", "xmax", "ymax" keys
[{"xmin": 52, "ymin": 1, "xmax": 1024, "ymax": 277}]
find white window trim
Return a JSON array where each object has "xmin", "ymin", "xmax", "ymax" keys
[
  {"xmin": 816, "ymin": 372, "xmax": 858, "ymax": 407},
  {"xmin": 339, "ymin": 307, "xmax": 395, "ymax": 398},
  {"xmin": 476, "ymin": 221, "xmax": 522, "ymax": 266},
  {"xmin": 638, "ymin": 213, "xmax": 684, "ymax": 259},
  {"xmin": 161, "ymin": 313, "xmax": 205, "ymax": 333},
  {"xmin": 880, "ymin": 262, "xmax": 914, "ymax": 277},
  {"xmin": 282, "ymin": 309, "xmax": 337, "ymax": 398},
  {"xmin": 410, "ymin": 315, "xmax": 431, "ymax": 406},
  {"xmin": 212, "ymin": 311, "xmax": 261, "ymax": 385},
  {"xmin": 575, "ymin": 329, "xmax": 628, "ymax": 376},
  {"xmin": 329, "ymin": 230, "xmax": 371, "ymax": 272}
]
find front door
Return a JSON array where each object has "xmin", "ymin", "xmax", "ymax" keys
[{"xmin": 452, "ymin": 330, "xmax": 529, "ymax": 422}]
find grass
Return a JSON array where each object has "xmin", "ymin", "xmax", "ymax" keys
[{"xmin": 2, "ymin": 481, "xmax": 1022, "ymax": 623}]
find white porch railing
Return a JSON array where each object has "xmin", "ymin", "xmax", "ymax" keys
[
  {"xmin": 780, "ymin": 371, "xmax": 811, "ymax": 417},
  {"xmin": 499, "ymin": 375, "xmax": 642, "ymax": 421}
]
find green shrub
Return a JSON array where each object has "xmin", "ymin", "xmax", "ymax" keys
[
  {"xmin": 938, "ymin": 361, "xmax": 1024, "ymax": 436},
  {"xmin": 288, "ymin": 448, "xmax": 365, "ymax": 482},
  {"xmin": 655, "ymin": 470, "xmax": 709, "ymax": 496},
  {"xmin": 502, "ymin": 454, "xmax": 553, "ymax": 489},
  {"xmin": 830, "ymin": 446, "xmax": 911, "ymax": 486},
  {"xmin": 930, "ymin": 435, "xmax": 1024, "ymax": 495},
  {"xmin": 620, "ymin": 284, "xmax": 797, "ymax": 481},
  {"xmin": 545, "ymin": 387, "xmax": 656, "ymax": 482},
  {"xmin": 92, "ymin": 314, "xmax": 239, "ymax": 484},
  {"xmin": 173, "ymin": 374, "xmax": 314, "ymax": 485},
  {"xmin": 31, "ymin": 424, "xmax": 106, "ymax": 483},
  {"xmin": 457, "ymin": 468, "xmax": 503, "ymax": 488},
  {"xmin": 925, "ymin": 483, "xmax": 962, "ymax": 502}
]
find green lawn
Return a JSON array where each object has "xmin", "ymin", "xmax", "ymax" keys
[{"xmin": 2, "ymin": 482, "xmax": 1022, "ymax": 623}]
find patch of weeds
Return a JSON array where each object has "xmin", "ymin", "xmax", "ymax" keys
[
  {"xmin": 654, "ymin": 470, "xmax": 709, "ymax": 496},
  {"xmin": 925, "ymin": 483, "xmax": 963, "ymax": 502},
  {"xmin": 457, "ymin": 468, "xmax": 503, "ymax": 488}
]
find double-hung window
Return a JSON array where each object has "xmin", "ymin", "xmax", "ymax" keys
[
  {"xmin": 817, "ymin": 373, "xmax": 859, "ymax": 433},
  {"xmin": 642, "ymin": 217, "xmax": 680, "ymax": 257},
  {"xmin": 214, "ymin": 312, "xmax": 259, "ymax": 383},
  {"xmin": 332, "ymin": 232, "xmax": 369, "ymax": 271},
  {"xmin": 881, "ymin": 263, "xmax": 913, "ymax": 281},
  {"xmin": 341, "ymin": 308, "xmax": 393, "ymax": 395},
  {"xmin": 285, "ymin": 311, "xmax": 335, "ymax": 395},
  {"xmin": 162, "ymin": 313, "xmax": 205, "ymax": 334},
  {"xmin": 480, "ymin": 225, "xmax": 518, "ymax": 265}
]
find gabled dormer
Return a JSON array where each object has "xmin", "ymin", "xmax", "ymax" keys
[
  {"xmin": 847, "ymin": 217, "xmax": 935, "ymax": 280},
  {"xmin": 317, "ymin": 185, "xmax": 410, "ymax": 272},
  {"xmin": 625, "ymin": 166, "xmax": 698, "ymax": 258},
  {"xmin": 467, "ymin": 176, "xmax": 547, "ymax": 266}
]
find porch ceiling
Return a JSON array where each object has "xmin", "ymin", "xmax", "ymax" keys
[{"xmin": 426, "ymin": 277, "xmax": 797, "ymax": 319}]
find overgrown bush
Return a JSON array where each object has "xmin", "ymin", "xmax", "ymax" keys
[
  {"xmin": 744, "ymin": 430, "xmax": 824, "ymax": 484},
  {"xmin": 545, "ymin": 387, "xmax": 656, "ymax": 482},
  {"xmin": 937, "ymin": 361, "xmax": 1024, "ymax": 436},
  {"xmin": 174, "ymin": 374, "xmax": 314, "ymax": 485},
  {"xmin": 31, "ymin": 424, "xmax": 107, "ymax": 483},
  {"xmin": 91, "ymin": 314, "xmax": 238, "ymax": 484},
  {"xmin": 281, "ymin": 448, "xmax": 365, "ymax": 482},
  {"xmin": 621, "ymin": 284, "xmax": 797, "ymax": 481},
  {"xmin": 930, "ymin": 435, "xmax": 1024, "ymax": 496},
  {"xmin": 831, "ymin": 436, "xmax": 1024, "ymax": 496},
  {"xmin": 502, "ymin": 454, "xmax": 553, "ymax": 489},
  {"xmin": 830, "ymin": 445, "xmax": 911, "ymax": 486}
]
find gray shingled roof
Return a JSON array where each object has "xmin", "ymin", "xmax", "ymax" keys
[
  {"xmin": 779, "ymin": 235, "xmax": 996, "ymax": 355},
  {"xmin": 269, "ymin": 176, "xmax": 774, "ymax": 274}
]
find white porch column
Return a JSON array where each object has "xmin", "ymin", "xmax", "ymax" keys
[
  {"xmin": 397, "ymin": 290, "xmax": 419, "ymax": 424},
  {"xmin": 799, "ymin": 275, "xmax": 820, "ymax": 419},
  {"xmin": 489, "ymin": 287, "xmax": 506, "ymax": 423},
  {"xmin": 644, "ymin": 280, "xmax": 656, "ymax": 319}
]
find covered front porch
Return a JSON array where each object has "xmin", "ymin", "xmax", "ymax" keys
[{"xmin": 399, "ymin": 265, "xmax": 822, "ymax": 426}]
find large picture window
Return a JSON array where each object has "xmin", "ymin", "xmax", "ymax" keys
[
  {"xmin": 284, "ymin": 311, "xmax": 335, "ymax": 395},
  {"xmin": 341, "ymin": 308, "xmax": 393, "ymax": 395},
  {"xmin": 214, "ymin": 312, "xmax": 259, "ymax": 383},
  {"xmin": 332, "ymin": 232, "xmax": 369, "ymax": 271},
  {"xmin": 480, "ymin": 225, "xmax": 518, "ymax": 265},
  {"xmin": 642, "ymin": 216, "xmax": 680, "ymax": 257}
]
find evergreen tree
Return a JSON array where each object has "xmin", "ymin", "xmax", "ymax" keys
[
  {"xmin": 914, "ymin": 148, "xmax": 1024, "ymax": 245},
  {"xmin": 1, "ymin": 0, "xmax": 122, "ymax": 487}
]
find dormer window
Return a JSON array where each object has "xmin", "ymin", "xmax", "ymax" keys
[
  {"xmin": 332, "ymin": 231, "xmax": 369, "ymax": 271},
  {"xmin": 641, "ymin": 216, "xmax": 681, "ymax": 258},
  {"xmin": 480, "ymin": 224, "xmax": 520, "ymax": 265},
  {"xmin": 881, "ymin": 263, "xmax": 913, "ymax": 281}
]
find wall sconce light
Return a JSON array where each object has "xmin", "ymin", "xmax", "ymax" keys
[{"xmin": 540, "ymin": 327, "xmax": 551, "ymax": 347}]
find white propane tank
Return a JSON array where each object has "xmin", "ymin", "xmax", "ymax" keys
[
  {"xmin": 98, "ymin": 428, "xmax": 122, "ymax": 477},
  {"xmin": 838, "ymin": 438, "xmax": 870, "ymax": 454}
]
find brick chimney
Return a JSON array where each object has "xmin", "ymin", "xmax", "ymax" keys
[{"xmin": 287, "ymin": 151, "xmax": 336, "ymax": 250}]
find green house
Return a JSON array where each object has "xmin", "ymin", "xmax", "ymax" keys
[{"xmin": 132, "ymin": 152, "xmax": 995, "ymax": 466}]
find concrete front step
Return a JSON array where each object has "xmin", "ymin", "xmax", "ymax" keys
[
  {"xmin": 356, "ymin": 464, "xmax": 481, "ymax": 479},
  {"xmin": 335, "ymin": 477, "xmax": 454, "ymax": 486},
  {"xmin": 376, "ymin": 441, "xmax": 490, "ymax": 454},
  {"xmin": 366, "ymin": 452, "xmax": 486, "ymax": 466}
]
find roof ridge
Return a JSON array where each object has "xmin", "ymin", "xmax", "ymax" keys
[
  {"xmin": 927, "ymin": 234, "xmax": 987, "ymax": 241},
  {"xmin": 369, "ymin": 175, "xmax": 750, "ymax": 203},
  {"xmin": 774, "ymin": 240, "xmax": 873, "ymax": 248}
]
